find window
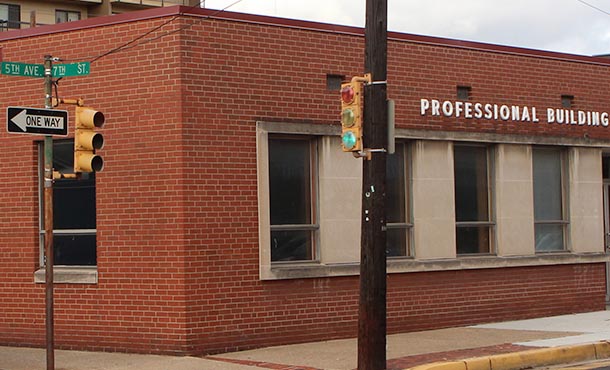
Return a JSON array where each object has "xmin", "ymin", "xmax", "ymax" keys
[
  {"xmin": 533, "ymin": 147, "xmax": 567, "ymax": 252},
  {"xmin": 55, "ymin": 10, "xmax": 80, "ymax": 24},
  {"xmin": 326, "ymin": 74, "xmax": 344, "ymax": 91},
  {"xmin": 39, "ymin": 140, "xmax": 97, "ymax": 266},
  {"xmin": 386, "ymin": 142, "xmax": 412, "ymax": 257},
  {"xmin": 0, "ymin": 4, "xmax": 20, "ymax": 30},
  {"xmin": 561, "ymin": 95, "xmax": 574, "ymax": 108},
  {"xmin": 454, "ymin": 144, "xmax": 494, "ymax": 254},
  {"xmin": 457, "ymin": 85, "xmax": 471, "ymax": 101},
  {"xmin": 268, "ymin": 136, "xmax": 318, "ymax": 262}
]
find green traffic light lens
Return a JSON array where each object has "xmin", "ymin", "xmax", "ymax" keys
[
  {"xmin": 341, "ymin": 108, "xmax": 355, "ymax": 127},
  {"xmin": 342, "ymin": 131, "xmax": 357, "ymax": 150}
]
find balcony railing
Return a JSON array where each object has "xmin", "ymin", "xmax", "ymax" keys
[
  {"xmin": 111, "ymin": 0, "xmax": 197, "ymax": 5},
  {"xmin": 0, "ymin": 20, "xmax": 41, "ymax": 31}
]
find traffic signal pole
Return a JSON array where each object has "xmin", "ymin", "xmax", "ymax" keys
[
  {"xmin": 358, "ymin": 0, "xmax": 388, "ymax": 369},
  {"xmin": 43, "ymin": 55, "xmax": 55, "ymax": 370}
]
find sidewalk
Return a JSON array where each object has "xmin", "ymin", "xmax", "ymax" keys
[{"xmin": 1, "ymin": 310, "xmax": 610, "ymax": 370}]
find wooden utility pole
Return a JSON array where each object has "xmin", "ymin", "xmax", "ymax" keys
[
  {"xmin": 43, "ymin": 55, "xmax": 55, "ymax": 370},
  {"xmin": 358, "ymin": 0, "xmax": 388, "ymax": 369}
]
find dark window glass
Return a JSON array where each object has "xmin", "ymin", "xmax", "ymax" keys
[
  {"xmin": 270, "ymin": 230, "xmax": 312, "ymax": 262},
  {"xmin": 533, "ymin": 148, "xmax": 566, "ymax": 252},
  {"xmin": 604, "ymin": 156, "xmax": 610, "ymax": 180},
  {"xmin": 326, "ymin": 74, "xmax": 343, "ymax": 91},
  {"xmin": 53, "ymin": 142, "xmax": 96, "ymax": 230},
  {"xmin": 269, "ymin": 139, "xmax": 311, "ymax": 226},
  {"xmin": 455, "ymin": 226, "xmax": 490, "ymax": 254},
  {"xmin": 268, "ymin": 137, "xmax": 316, "ymax": 262},
  {"xmin": 41, "ymin": 140, "xmax": 97, "ymax": 266},
  {"xmin": 457, "ymin": 86, "xmax": 471, "ymax": 100},
  {"xmin": 454, "ymin": 145, "xmax": 492, "ymax": 254},
  {"xmin": 455, "ymin": 146, "xmax": 489, "ymax": 222},
  {"xmin": 53, "ymin": 234, "xmax": 96, "ymax": 266},
  {"xmin": 386, "ymin": 146, "xmax": 406, "ymax": 223},
  {"xmin": 386, "ymin": 143, "xmax": 409, "ymax": 257},
  {"xmin": 386, "ymin": 228, "xmax": 407, "ymax": 258}
]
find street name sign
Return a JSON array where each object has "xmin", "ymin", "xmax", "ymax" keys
[
  {"xmin": 52, "ymin": 62, "xmax": 90, "ymax": 77},
  {"xmin": 1, "ymin": 62, "xmax": 44, "ymax": 77},
  {"xmin": 7, "ymin": 107, "xmax": 68, "ymax": 136},
  {"xmin": 1, "ymin": 61, "xmax": 90, "ymax": 78}
]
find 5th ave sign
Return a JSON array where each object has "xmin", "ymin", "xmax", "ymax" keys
[
  {"xmin": 7, "ymin": 107, "xmax": 68, "ymax": 136},
  {"xmin": 1, "ymin": 61, "xmax": 90, "ymax": 78}
]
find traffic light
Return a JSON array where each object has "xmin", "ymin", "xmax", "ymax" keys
[
  {"xmin": 340, "ymin": 77, "xmax": 364, "ymax": 152},
  {"xmin": 74, "ymin": 106, "xmax": 105, "ymax": 173}
]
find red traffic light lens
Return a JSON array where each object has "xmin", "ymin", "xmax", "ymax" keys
[{"xmin": 341, "ymin": 85, "xmax": 355, "ymax": 104}]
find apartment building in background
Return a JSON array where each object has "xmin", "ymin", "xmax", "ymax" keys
[{"xmin": 0, "ymin": 0, "xmax": 199, "ymax": 29}]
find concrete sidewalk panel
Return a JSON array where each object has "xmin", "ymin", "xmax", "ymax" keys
[
  {"xmin": 408, "ymin": 361, "xmax": 467, "ymax": 370},
  {"xmin": 0, "ymin": 346, "xmax": 260, "ymax": 370}
]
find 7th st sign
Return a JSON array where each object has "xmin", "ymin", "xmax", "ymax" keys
[{"xmin": 7, "ymin": 107, "xmax": 68, "ymax": 136}]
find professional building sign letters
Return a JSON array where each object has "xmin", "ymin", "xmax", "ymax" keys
[{"xmin": 420, "ymin": 98, "xmax": 610, "ymax": 127}]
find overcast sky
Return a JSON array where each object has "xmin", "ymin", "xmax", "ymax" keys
[{"xmin": 203, "ymin": 0, "xmax": 610, "ymax": 57}]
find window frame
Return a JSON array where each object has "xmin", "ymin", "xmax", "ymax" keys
[
  {"xmin": 55, "ymin": 9, "xmax": 81, "ymax": 24},
  {"xmin": 386, "ymin": 141, "xmax": 413, "ymax": 258},
  {"xmin": 38, "ymin": 139, "xmax": 98, "ymax": 267},
  {"xmin": 532, "ymin": 146, "xmax": 569, "ymax": 252},
  {"xmin": 267, "ymin": 134, "xmax": 320, "ymax": 264},
  {"xmin": 0, "ymin": 3, "xmax": 20, "ymax": 30},
  {"xmin": 453, "ymin": 142, "xmax": 496, "ymax": 255}
]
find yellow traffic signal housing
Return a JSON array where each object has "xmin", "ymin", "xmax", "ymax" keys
[
  {"xmin": 340, "ymin": 79, "xmax": 363, "ymax": 152},
  {"xmin": 74, "ymin": 106, "xmax": 105, "ymax": 173}
]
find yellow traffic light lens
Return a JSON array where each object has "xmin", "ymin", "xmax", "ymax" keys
[
  {"xmin": 341, "ymin": 108, "xmax": 356, "ymax": 127},
  {"xmin": 342, "ymin": 131, "xmax": 357, "ymax": 150},
  {"xmin": 341, "ymin": 85, "xmax": 355, "ymax": 104}
]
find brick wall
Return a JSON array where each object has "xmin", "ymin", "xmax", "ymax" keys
[
  {"xmin": 0, "ymin": 14, "xmax": 190, "ymax": 354},
  {"xmin": 0, "ymin": 8, "xmax": 606, "ymax": 355}
]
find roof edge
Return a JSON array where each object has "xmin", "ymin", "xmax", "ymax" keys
[
  {"xmin": 391, "ymin": 32, "xmax": 610, "ymax": 67},
  {"xmin": 180, "ymin": 6, "xmax": 610, "ymax": 67},
  {"xmin": 1, "ymin": 5, "xmax": 609, "ymax": 67}
]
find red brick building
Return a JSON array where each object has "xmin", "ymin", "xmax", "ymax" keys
[{"xmin": 0, "ymin": 6, "xmax": 608, "ymax": 355}]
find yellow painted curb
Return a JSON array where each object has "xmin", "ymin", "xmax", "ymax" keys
[
  {"xmin": 463, "ymin": 356, "xmax": 490, "ymax": 370},
  {"xmin": 490, "ymin": 345, "xmax": 596, "ymax": 370},
  {"xmin": 404, "ymin": 341, "xmax": 610, "ymax": 370},
  {"xmin": 595, "ymin": 341, "xmax": 610, "ymax": 358}
]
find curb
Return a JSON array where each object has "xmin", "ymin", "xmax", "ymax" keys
[{"xmin": 405, "ymin": 341, "xmax": 610, "ymax": 370}]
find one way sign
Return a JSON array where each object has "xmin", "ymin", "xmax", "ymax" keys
[{"xmin": 7, "ymin": 107, "xmax": 68, "ymax": 136}]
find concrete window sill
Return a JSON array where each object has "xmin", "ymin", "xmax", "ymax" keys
[
  {"xmin": 261, "ymin": 252, "xmax": 609, "ymax": 280},
  {"xmin": 34, "ymin": 267, "xmax": 98, "ymax": 284}
]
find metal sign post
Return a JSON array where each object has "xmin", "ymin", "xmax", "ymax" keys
[
  {"xmin": 2, "ymin": 54, "xmax": 91, "ymax": 370},
  {"xmin": 43, "ymin": 55, "xmax": 55, "ymax": 370}
]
